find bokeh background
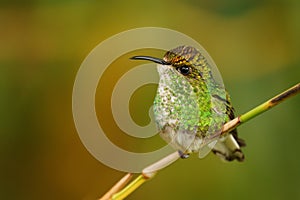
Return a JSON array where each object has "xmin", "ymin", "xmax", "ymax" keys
[{"xmin": 1, "ymin": 0, "xmax": 300, "ymax": 199}]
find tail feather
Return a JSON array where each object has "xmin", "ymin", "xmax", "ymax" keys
[
  {"xmin": 212, "ymin": 134, "xmax": 245, "ymax": 162},
  {"xmin": 213, "ymin": 90, "xmax": 246, "ymax": 162}
]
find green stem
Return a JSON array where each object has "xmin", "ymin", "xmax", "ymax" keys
[
  {"xmin": 240, "ymin": 83, "xmax": 300, "ymax": 123},
  {"xmin": 112, "ymin": 175, "xmax": 147, "ymax": 200}
]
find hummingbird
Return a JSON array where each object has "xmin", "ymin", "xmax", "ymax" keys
[{"xmin": 131, "ymin": 45, "xmax": 245, "ymax": 161}]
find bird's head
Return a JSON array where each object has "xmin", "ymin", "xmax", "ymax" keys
[{"xmin": 131, "ymin": 46, "xmax": 213, "ymax": 87}]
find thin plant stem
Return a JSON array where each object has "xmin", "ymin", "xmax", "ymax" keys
[
  {"xmin": 99, "ymin": 173, "xmax": 133, "ymax": 200},
  {"xmin": 240, "ymin": 83, "xmax": 300, "ymax": 122},
  {"xmin": 222, "ymin": 83, "xmax": 300, "ymax": 133},
  {"xmin": 111, "ymin": 151, "xmax": 181, "ymax": 200},
  {"xmin": 100, "ymin": 82, "xmax": 300, "ymax": 200},
  {"xmin": 112, "ymin": 175, "xmax": 147, "ymax": 200}
]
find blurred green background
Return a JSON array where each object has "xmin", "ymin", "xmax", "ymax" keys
[{"xmin": 1, "ymin": 0, "xmax": 300, "ymax": 199}]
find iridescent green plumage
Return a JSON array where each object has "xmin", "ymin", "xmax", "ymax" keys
[
  {"xmin": 155, "ymin": 46, "xmax": 225, "ymax": 135},
  {"xmin": 131, "ymin": 45, "xmax": 245, "ymax": 161}
]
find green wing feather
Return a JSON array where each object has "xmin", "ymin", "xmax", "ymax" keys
[{"xmin": 211, "ymin": 91, "xmax": 246, "ymax": 162}]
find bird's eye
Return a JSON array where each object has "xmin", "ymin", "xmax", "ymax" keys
[{"xmin": 178, "ymin": 65, "xmax": 190, "ymax": 75}]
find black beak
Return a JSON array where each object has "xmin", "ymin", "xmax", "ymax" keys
[{"xmin": 130, "ymin": 56, "xmax": 169, "ymax": 65}]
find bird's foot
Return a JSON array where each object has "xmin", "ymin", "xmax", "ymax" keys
[{"xmin": 178, "ymin": 150, "xmax": 189, "ymax": 159}]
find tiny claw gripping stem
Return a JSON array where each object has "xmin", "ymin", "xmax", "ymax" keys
[{"xmin": 178, "ymin": 150, "xmax": 189, "ymax": 159}]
